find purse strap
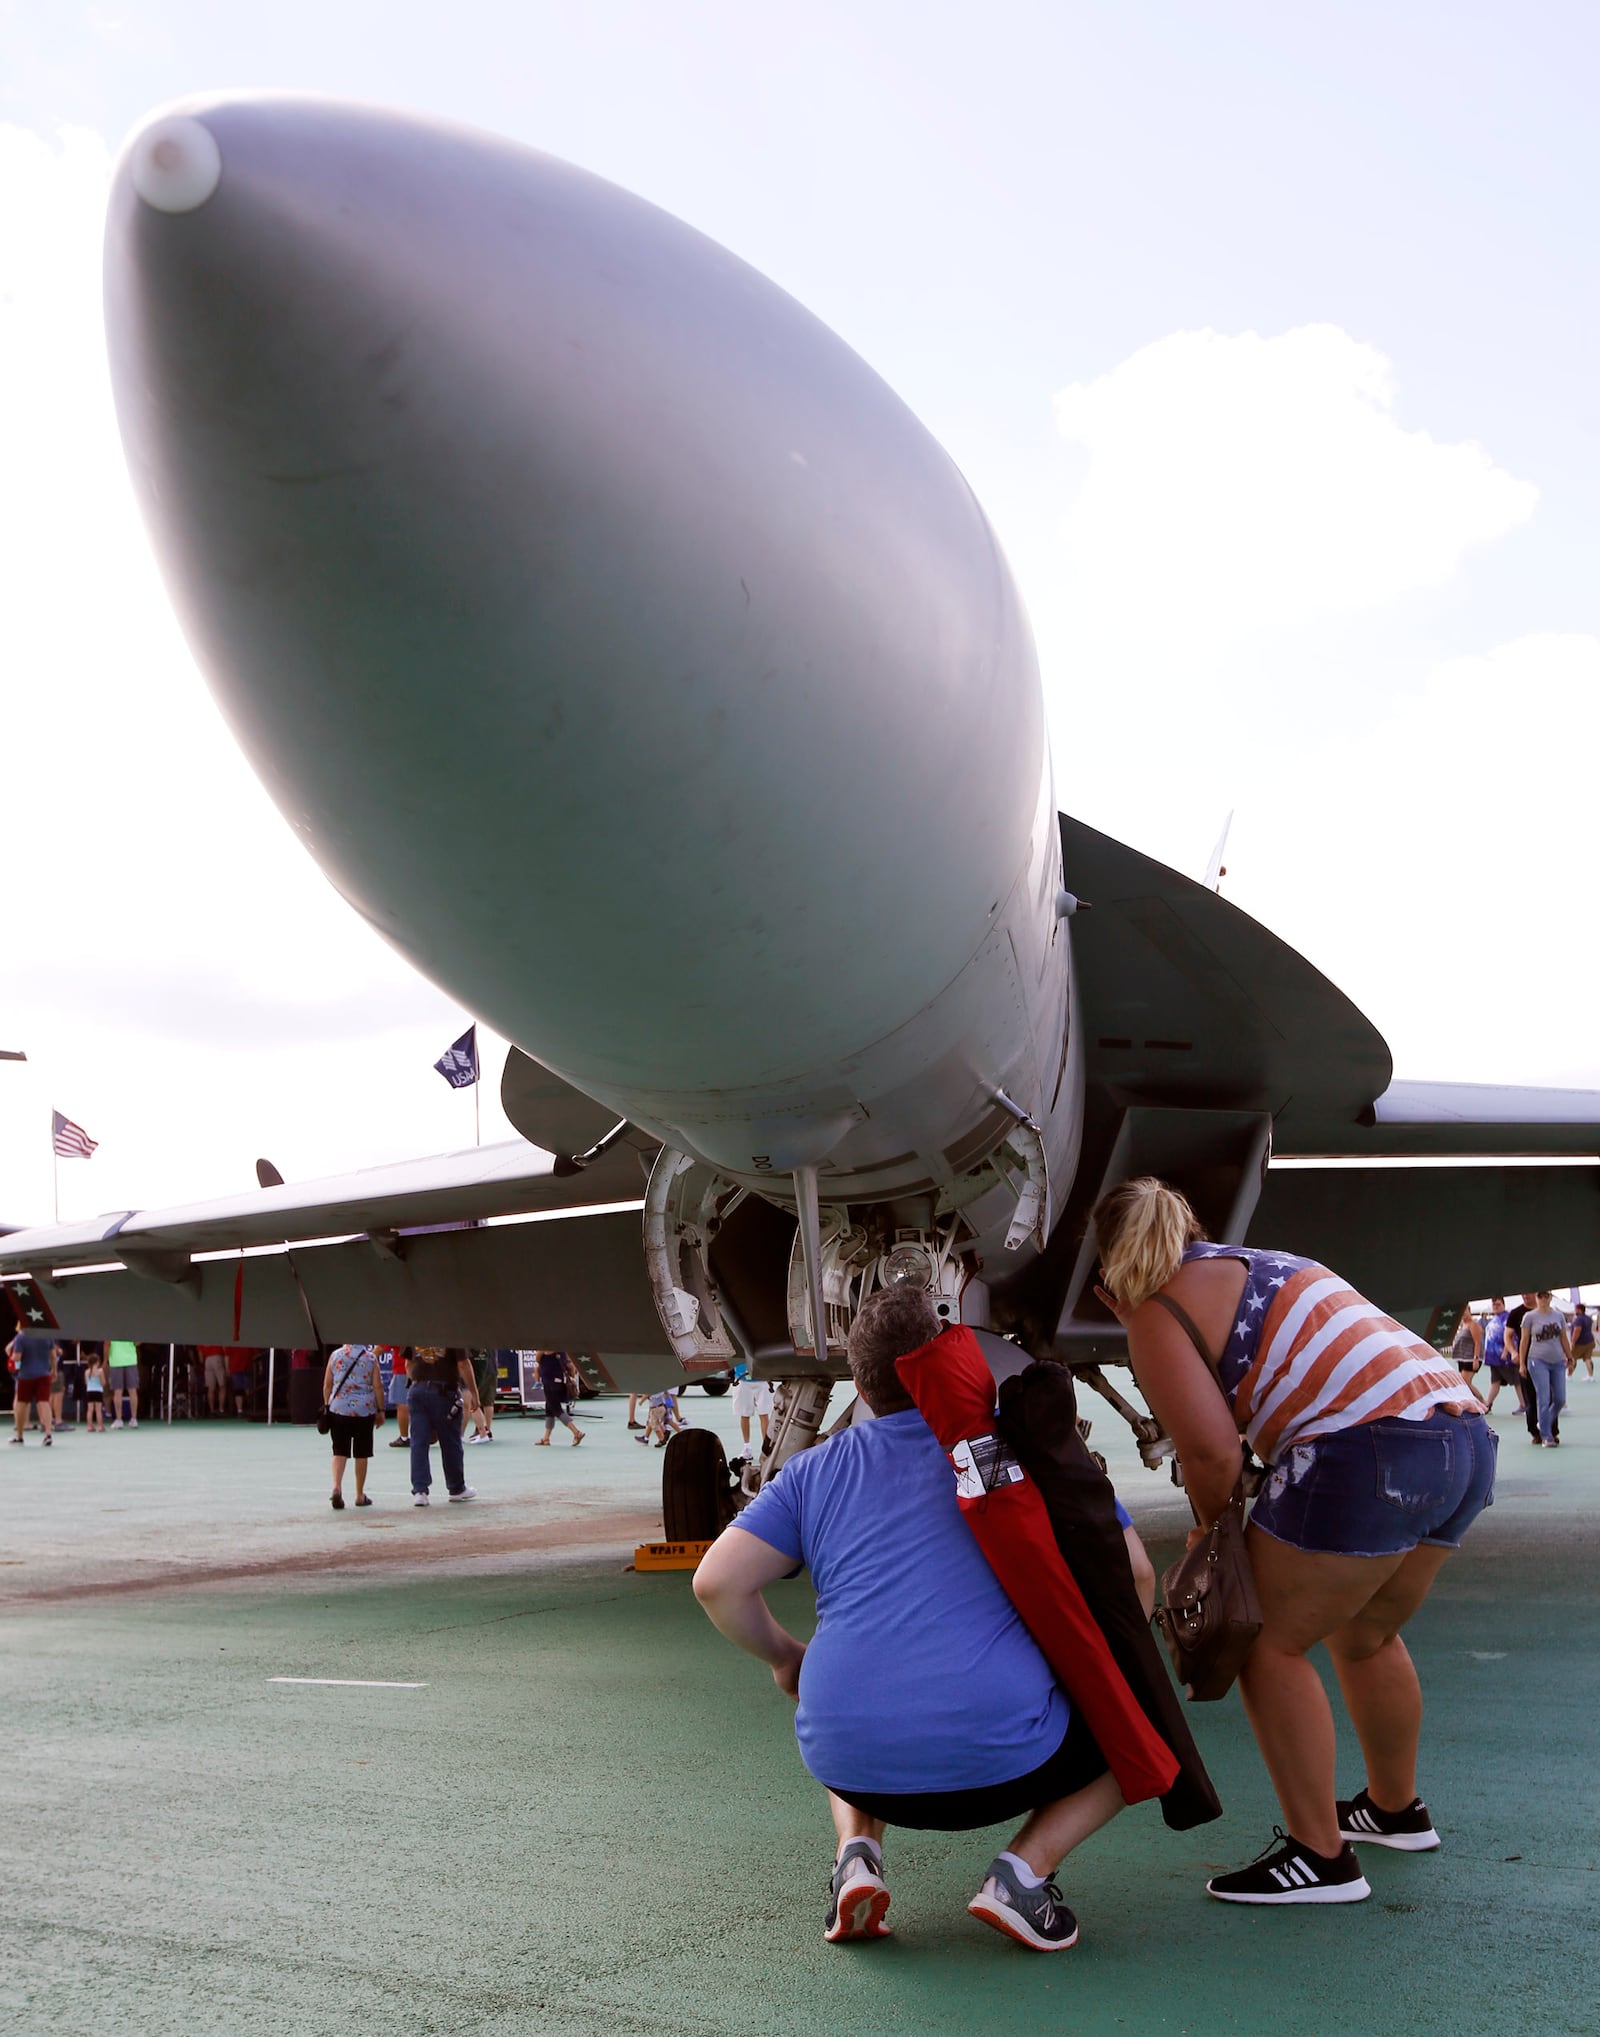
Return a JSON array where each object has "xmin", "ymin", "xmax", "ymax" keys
[
  {"xmin": 1150, "ymin": 1291, "xmax": 1220, "ymax": 1371},
  {"xmin": 328, "ymin": 1352, "xmax": 362, "ymax": 1405},
  {"xmin": 1149, "ymin": 1292, "xmax": 1246, "ymax": 1519}
]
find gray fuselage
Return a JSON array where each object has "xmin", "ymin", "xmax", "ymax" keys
[{"xmin": 105, "ymin": 98, "xmax": 1083, "ymax": 1270}]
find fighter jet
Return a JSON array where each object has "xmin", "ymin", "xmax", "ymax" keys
[{"xmin": 4, "ymin": 98, "xmax": 1596, "ymax": 1528}]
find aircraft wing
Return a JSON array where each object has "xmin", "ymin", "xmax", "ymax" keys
[
  {"xmin": 1040, "ymin": 815, "xmax": 1600, "ymax": 1340},
  {"xmin": 1251, "ymin": 1076, "xmax": 1600, "ymax": 1309},
  {"xmin": 1275, "ymin": 1077, "xmax": 1600, "ymax": 1159},
  {"xmin": 0, "ymin": 1140, "xmax": 680, "ymax": 1382}
]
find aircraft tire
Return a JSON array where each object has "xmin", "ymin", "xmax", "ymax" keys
[
  {"xmin": 698, "ymin": 1376, "xmax": 731, "ymax": 1397},
  {"xmin": 662, "ymin": 1428, "xmax": 736, "ymax": 1541}
]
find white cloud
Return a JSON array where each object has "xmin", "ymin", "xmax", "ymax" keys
[
  {"xmin": 1016, "ymin": 323, "xmax": 1560, "ymax": 906},
  {"xmin": 1049, "ymin": 324, "xmax": 1537, "ymax": 655}
]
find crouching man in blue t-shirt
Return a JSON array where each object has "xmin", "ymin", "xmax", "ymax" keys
[{"xmin": 693, "ymin": 1284, "xmax": 1138, "ymax": 1954}]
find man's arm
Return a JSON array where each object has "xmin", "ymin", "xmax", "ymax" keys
[
  {"xmin": 457, "ymin": 1355, "xmax": 479, "ymax": 1407},
  {"xmin": 1518, "ymin": 1325, "xmax": 1531, "ymax": 1370},
  {"xmin": 692, "ymin": 1526, "xmax": 808, "ymax": 1698}
]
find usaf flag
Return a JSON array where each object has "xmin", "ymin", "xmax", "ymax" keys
[{"xmin": 434, "ymin": 1026, "xmax": 479, "ymax": 1089}]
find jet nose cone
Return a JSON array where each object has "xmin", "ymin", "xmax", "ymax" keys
[
  {"xmin": 104, "ymin": 96, "xmax": 1044, "ymax": 1116},
  {"xmin": 124, "ymin": 112, "xmax": 223, "ymax": 214}
]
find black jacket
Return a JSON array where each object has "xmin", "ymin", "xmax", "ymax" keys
[{"xmin": 997, "ymin": 1359, "xmax": 1222, "ymax": 1831}]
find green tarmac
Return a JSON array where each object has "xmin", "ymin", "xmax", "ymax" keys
[{"xmin": 2, "ymin": 1389, "xmax": 1596, "ymax": 2036}]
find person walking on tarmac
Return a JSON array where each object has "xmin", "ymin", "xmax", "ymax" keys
[
  {"xmin": 1569, "ymin": 1300, "xmax": 1595, "ymax": 1381},
  {"xmin": 534, "ymin": 1350, "xmax": 585, "ymax": 1447},
  {"xmin": 323, "ymin": 1342, "xmax": 384, "ymax": 1508},
  {"xmin": 1479, "ymin": 1299, "xmax": 1518, "ymax": 1413},
  {"xmin": 1449, "ymin": 1307, "xmax": 1482, "ymax": 1382},
  {"xmin": 379, "ymin": 1346, "xmax": 412, "ymax": 1449},
  {"xmin": 406, "ymin": 1347, "xmax": 479, "ymax": 1506},
  {"xmin": 1518, "ymin": 1292, "xmax": 1572, "ymax": 1447},
  {"xmin": 1504, "ymin": 1295, "xmax": 1546, "ymax": 1443}
]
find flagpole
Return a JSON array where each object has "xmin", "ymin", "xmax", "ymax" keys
[
  {"xmin": 474, "ymin": 1077, "xmax": 481, "ymax": 1148},
  {"xmin": 52, "ymin": 1117, "xmax": 59, "ymax": 1224}
]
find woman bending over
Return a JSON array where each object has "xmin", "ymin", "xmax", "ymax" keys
[{"xmin": 1091, "ymin": 1177, "xmax": 1495, "ymax": 1908}]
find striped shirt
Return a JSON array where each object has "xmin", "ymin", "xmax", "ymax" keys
[{"xmin": 1184, "ymin": 1243, "xmax": 1480, "ymax": 1465}]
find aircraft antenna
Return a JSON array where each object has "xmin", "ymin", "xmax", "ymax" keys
[{"xmin": 1203, "ymin": 811, "xmax": 1234, "ymax": 894}]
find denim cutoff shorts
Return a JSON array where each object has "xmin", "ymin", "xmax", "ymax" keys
[{"xmin": 1249, "ymin": 1411, "xmax": 1497, "ymax": 1559}]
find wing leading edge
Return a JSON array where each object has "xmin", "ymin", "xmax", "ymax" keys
[
  {"xmin": 0, "ymin": 1138, "xmax": 646, "ymax": 1274},
  {"xmin": 1258, "ymin": 1080, "xmax": 1600, "ymax": 1310},
  {"xmin": 0, "ymin": 1140, "xmax": 678, "ymax": 1375}
]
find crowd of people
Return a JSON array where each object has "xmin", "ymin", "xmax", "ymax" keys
[
  {"xmin": 4, "ymin": 1333, "xmax": 148, "ymax": 1440},
  {"xmin": 1450, "ymin": 1292, "xmax": 1594, "ymax": 1446},
  {"xmin": 1, "ymin": 1336, "xmax": 611, "ymax": 1464},
  {"xmin": 2, "ymin": 1338, "xmax": 306, "ymax": 1431}
]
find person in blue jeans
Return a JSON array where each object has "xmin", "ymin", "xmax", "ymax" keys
[
  {"xmin": 406, "ymin": 1346, "xmax": 480, "ymax": 1506},
  {"xmin": 1517, "ymin": 1292, "xmax": 1572, "ymax": 1446}
]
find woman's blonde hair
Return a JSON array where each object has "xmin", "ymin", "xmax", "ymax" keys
[{"xmin": 1090, "ymin": 1177, "xmax": 1206, "ymax": 1308}]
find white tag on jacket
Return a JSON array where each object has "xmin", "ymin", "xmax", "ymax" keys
[{"xmin": 951, "ymin": 1434, "xmax": 1025, "ymax": 1500}]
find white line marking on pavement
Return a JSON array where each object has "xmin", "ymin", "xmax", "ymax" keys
[{"xmin": 268, "ymin": 1677, "xmax": 429, "ymax": 1688}]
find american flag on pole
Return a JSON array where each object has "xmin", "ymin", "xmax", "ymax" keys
[
  {"xmin": 433, "ymin": 1026, "xmax": 479, "ymax": 1090},
  {"xmin": 52, "ymin": 1110, "xmax": 98, "ymax": 1159}
]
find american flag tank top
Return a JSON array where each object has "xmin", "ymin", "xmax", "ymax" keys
[{"xmin": 1184, "ymin": 1242, "xmax": 1481, "ymax": 1466}]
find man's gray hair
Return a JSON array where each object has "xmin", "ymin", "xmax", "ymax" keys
[{"xmin": 846, "ymin": 1284, "xmax": 941, "ymax": 1414}]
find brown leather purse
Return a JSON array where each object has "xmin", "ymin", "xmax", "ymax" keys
[{"xmin": 1148, "ymin": 1293, "xmax": 1263, "ymax": 1702}]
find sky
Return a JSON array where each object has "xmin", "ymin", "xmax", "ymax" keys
[{"xmin": 1, "ymin": 0, "xmax": 1597, "ymax": 1225}]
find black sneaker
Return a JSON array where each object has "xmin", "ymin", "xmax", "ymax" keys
[
  {"xmin": 1206, "ymin": 1828, "xmax": 1370, "ymax": 1905},
  {"xmin": 968, "ymin": 1857, "xmax": 1079, "ymax": 1951},
  {"xmin": 1337, "ymin": 1788, "xmax": 1440, "ymax": 1851},
  {"xmin": 824, "ymin": 1840, "xmax": 890, "ymax": 1943}
]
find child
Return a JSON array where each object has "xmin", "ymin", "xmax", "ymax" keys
[
  {"xmin": 635, "ymin": 1388, "xmax": 684, "ymax": 1448},
  {"xmin": 84, "ymin": 1353, "xmax": 106, "ymax": 1432}
]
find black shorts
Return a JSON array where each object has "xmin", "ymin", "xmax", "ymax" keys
[
  {"xmin": 328, "ymin": 1413, "xmax": 375, "ymax": 1459},
  {"xmin": 544, "ymin": 1394, "xmax": 573, "ymax": 1422},
  {"xmin": 825, "ymin": 1704, "xmax": 1107, "ymax": 1832}
]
